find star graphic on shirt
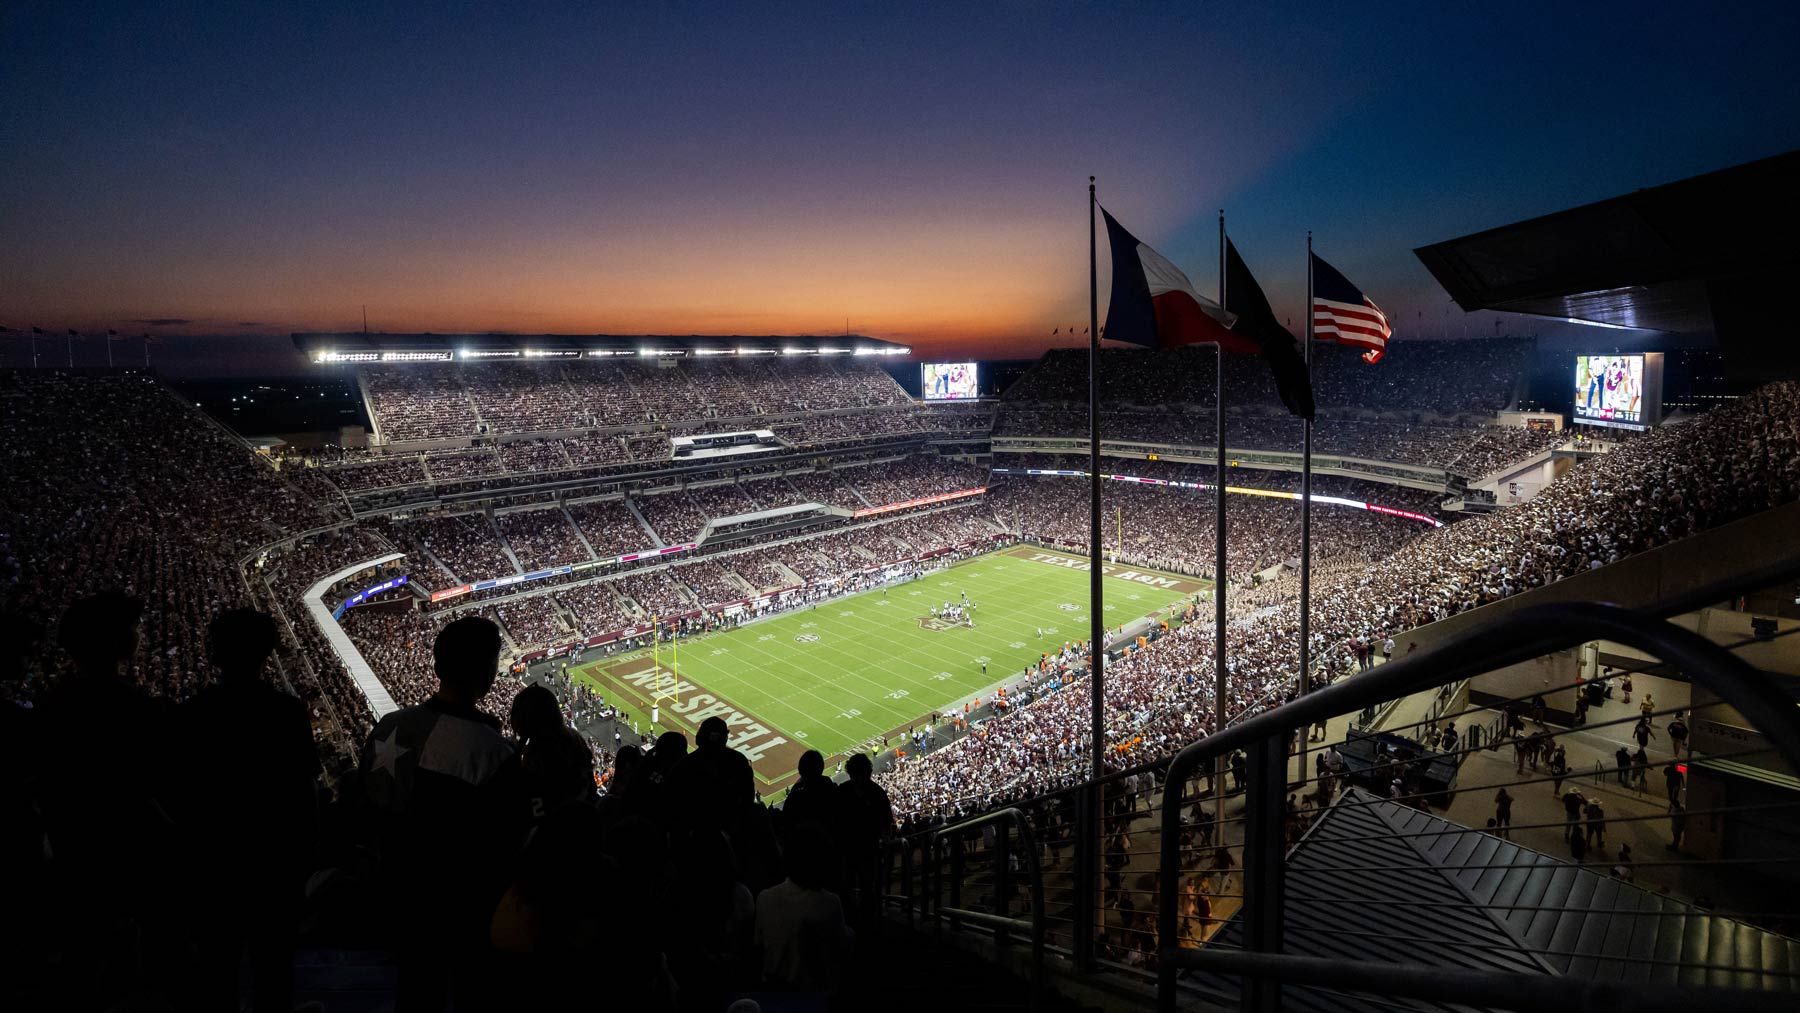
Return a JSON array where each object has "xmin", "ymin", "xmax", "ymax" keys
[{"xmin": 371, "ymin": 726, "xmax": 409, "ymax": 778}]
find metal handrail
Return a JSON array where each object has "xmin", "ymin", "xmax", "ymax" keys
[
  {"xmin": 928, "ymin": 806, "xmax": 1047, "ymax": 1012},
  {"xmin": 1155, "ymin": 601, "xmax": 1800, "ymax": 1012}
]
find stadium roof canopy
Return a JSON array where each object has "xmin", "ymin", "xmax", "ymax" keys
[
  {"xmin": 1414, "ymin": 150, "xmax": 1800, "ymax": 335},
  {"xmin": 292, "ymin": 331, "xmax": 911, "ymax": 364}
]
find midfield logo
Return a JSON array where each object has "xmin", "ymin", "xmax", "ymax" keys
[{"xmin": 916, "ymin": 615, "xmax": 973, "ymax": 632}]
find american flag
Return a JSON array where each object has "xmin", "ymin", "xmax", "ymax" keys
[{"xmin": 1310, "ymin": 252, "xmax": 1390, "ymax": 363}]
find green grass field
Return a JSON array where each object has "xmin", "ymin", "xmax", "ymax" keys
[{"xmin": 570, "ymin": 544, "xmax": 1205, "ymax": 788}]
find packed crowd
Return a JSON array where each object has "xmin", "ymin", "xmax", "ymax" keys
[
  {"xmin": 562, "ymin": 433, "xmax": 633, "ymax": 468},
  {"xmin": 361, "ymin": 364, "xmax": 479, "ymax": 442},
  {"xmin": 344, "ymin": 457, "xmax": 999, "ymax": 602},
  {"xmin": 672, "ymin": 560, "xmax": 753, "ymax": 607},
  {"xmin": 487, "ymin": 600, "xmax": 567, "ymax": 650},
  {"xmin": 987, "ymin": 471, "xmax": 1434, "ymax": 579},
  {"xmin": 565, "ymin": 499, "xmax": 660, "ymax": 558},
  {"xmin": 614, "ymin": 570, "xmax": 699, "ymax": 619},
  {"xmin": 314, "ymin": 454, "xmax": 428, "ymax": 492},
  {"xmin": 0, "ymin": 371, "xmax": 339, "ymax": 707},
  {"xmin": 847, "ymin": 456, "xmax": 989, "ymax": 504},
  {"xmin": 1002, "ymin": 338, "xmax": 1533, "ymax": 417},
  {"xmin": 496, "ymin": 439, "xmax": 577, "ymax": 474},
  {"xmin": 739, "ymin": 475, "xmax": 813, "ymax": 511},
  {"xmin": 464, "ymin": 362, "xmax": 587, "ymax": 434},
  {"xmin": 494, "ymin": 508, "xmax": 590, "ymax": 570},
  {"xmin": 394, "ymin": 514, "xmax": 520, "ymax": 584},
  {"xmin": 785, "ymin": 468, "xmax": 867, "ymax": 509},
  {"xmin": 634, "ymin": 484, "xmax": 759, "ymax": 543},
  {"xmin": 360, "ymin": 358, "xmax": 914, "ymax": 442},
  {"xmin": 994, "ymin": 407, "xmax": 1563, "ymax": 475},
  {"xmin": 554, "ymin": 581, "xmax": 638, "ymax": 635}
]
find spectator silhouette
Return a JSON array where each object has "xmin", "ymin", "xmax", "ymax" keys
[
  {"xmin": 37, "ymin": 592, "xmax": 182, "ymax": 1008},
  {"xmin": 181, "ymin": 607, "xmax": 320, "ymax": 1013},
  {"xmin": 755, "ymin": 820, "xmax": 852, "ymax": 993},
  {"xmin": 834, "ymin": 753, "xmax": 895, "ymax": 928},
  {"xmin": 665, "ymin": 828, "xmax": 758, "ymax": 1010},
  {"xmin": 360, "ymin": 615, "xmax": 521, "ymax": 1013},
  {"xmin": 780, "ymin": 749, "xmax": 838, "ymax": 833},
  {"xmin": 508, "ymin": 683, "xmax": 594, "ymax": 822},
  {"xmin": 632, "ymin": 729, "xmax": 690, "ymax": 828},
  {"xmin": 594, "ymin": 743, "xmax": 644, "ymax": 825},
  {"xmin": 0, "ymin": 613, "xmax": 50, "ymax": 997},
  {"xmin": 671, "ymin": 715, "xmax": 755, "ymax": 835},
  {"xmin": 489, "ymin": 806, "xmax": 666, "ymax": 1007}
]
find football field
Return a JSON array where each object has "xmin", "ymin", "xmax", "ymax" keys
[
  {"xmin": 568, "ymin": 546, "xmax": 1202, "ymax": 784},
  {"xmin": 570, "ymin": 544, "xmax": 1206, "ymax": 789}
]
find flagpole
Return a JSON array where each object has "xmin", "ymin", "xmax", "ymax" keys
[
  {"xmin": 67, "ymin": 330, "xmax": 74, "ymax": 368},
  {"xmin": 1298, "ymin": 232, "xmax": 1315, "ymax": 785},
  {"xmin": 1087, "ymin": 175, "xmax": 1105, "ymax": 782},
  {"xmin": 107, "ymin": 331, "xmax": 114, "ymax": 368},
  {"xmin": 1214, "ymin": 210, "xmax": 1229, "ymax": 819}
]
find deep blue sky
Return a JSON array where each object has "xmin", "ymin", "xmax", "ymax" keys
[{"xmin": 3, "ymin": 1, "xmax": 1796, "ymax": 374}]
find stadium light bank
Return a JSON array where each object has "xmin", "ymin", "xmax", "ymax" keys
[{"xmin": 302, "ymin": 333, "xmax": 910, "ymax": 364}]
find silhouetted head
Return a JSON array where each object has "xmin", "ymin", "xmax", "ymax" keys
[
  {"xmin": 433, "ymin": 615, "xmax": 503, "ymax": 700},
  {"xmin": 655, "ymin": 730, "xmax": 689, "ymax": 762},
  {"xmin": 797, "ymin": 750, "xmax": 825, "ymax": 778},
  {"xmin": 207, "ymin": 607, "xmax": 279, "ymax": 679},
  {"xmin": 845, "ymin": 753, "xmax": 873, "ymax": 781},
  {"xmin": 58, "ymin": 591, "xmax": 143, "ymax": 677},
  {"xmin": 509, "ymin": 683, "xmax": 563, "ymax": 741},
  {"xmin": 698, "ymin": 715, "xmax": 730, "ymax": 748},
  {"xmin": 612, "ymin": 744, "xmax": 643, "ymax": 784}
]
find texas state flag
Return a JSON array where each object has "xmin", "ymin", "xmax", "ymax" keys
[{"xmin": 1100, "ymin": 207, "xmax": 1253, "ymax": 354}]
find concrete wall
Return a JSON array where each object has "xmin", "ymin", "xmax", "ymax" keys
[{"xmin": 1468, "ymin": 651, "xmax": 1581, "ymax": 723}]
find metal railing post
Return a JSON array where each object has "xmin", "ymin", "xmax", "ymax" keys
[
  {"xmin": 949, "ymin": 829, "xmax": 965, "ymax": 932},
  {"xmin": 926, "ymin": 808, "xmax": 1047, "ymax": 1011},
  {"xmin": 995, "ymin": 816, "xmax": 1013, "ymax": 948},
  {"xmin": 1072, "ymin": 782, "xmax": 1097, "ymax": 970},
  {"xmin": 936, "ymin": 834, "xmax": 950, "ymax": 942},
  {"xmin": 902, "ymin": 838, "xmax": 916, "ymax": 927},
  {"xmin": 1239, "ymin": 734, "xmax": 1289, "ymax": 1012}
]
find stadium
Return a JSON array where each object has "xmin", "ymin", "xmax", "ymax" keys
[
  {"xmin": 11, "ymin": 266, "xmax": 1800, "ymax": 1005},
  {"xmin": 6, "ymin": 8, "xmax": 1800, "ymax": 1009},
  {"xmin": 48, "ymin": 330, "xmax": 1546, "ymax": 796}
]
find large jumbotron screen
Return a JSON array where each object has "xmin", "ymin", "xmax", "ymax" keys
[
  {"xmin": 921, "ymin": 361, "xmax": 978, "ymax": 401},
  {"xmin": 1573, "ymin": 353, "xmax": 1663, "ymax": 429}
]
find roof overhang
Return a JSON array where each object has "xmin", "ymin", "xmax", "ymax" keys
[{"xmin": 1414, "ymin": 151, "xmax": 1800, "ymax": 334}]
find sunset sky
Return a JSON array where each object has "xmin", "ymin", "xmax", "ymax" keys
[{"xmin": 4, "ymin": 2, "xmax": 1797, "ymax": 372}]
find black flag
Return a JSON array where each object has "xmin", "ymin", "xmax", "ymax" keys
[{"xmin": 1225, "ymin": 239, "xmax": 1315, "ymax": 419}]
